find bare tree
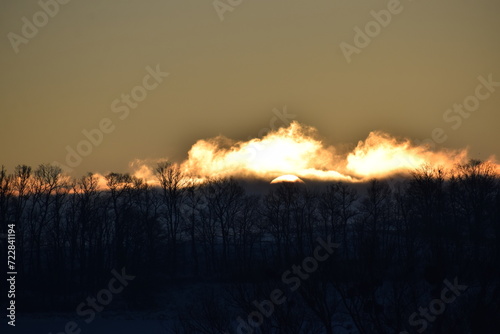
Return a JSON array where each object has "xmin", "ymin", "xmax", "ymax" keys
[
  {"xmin": 155, "ymin": 162, "xmax": 186, "ymax": 274},
  {"xmin": 262, "ymin": 182, "xmax": 301, "ymax": 265},
  {"xmin": 204, "ymin": 177, "xmax": 244, "ymax": 266},
  {"xmin": 105, "ymin": 172, "xmax": 133, "ymax": 267},
  {"xmin": 182, "ymin": 180, "xmax": 204, "ymax": 276},
  {"xmin": 0, "ymin": 166, "xmax": 13, "ymax": 234},
  {"xmin": 320, "ymin": 182, "xmax": 358, "ymax": 257},
  {"xmin": 233, "ymin": 194, "xmax": 260, "ymax": 271}
]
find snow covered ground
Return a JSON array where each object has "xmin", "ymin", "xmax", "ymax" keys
[{"xmin": 12, "ymin": 315, "xmax": 169, "ymax": 334}]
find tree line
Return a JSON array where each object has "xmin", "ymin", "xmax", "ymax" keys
[{"xmin": 0, "ymin": 160, "xmax": 499, "ymax": 333}]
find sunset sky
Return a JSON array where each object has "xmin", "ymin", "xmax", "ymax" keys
[{"xmin": 1, "ymin": 0, "xmax": 499, "ymax": 176}]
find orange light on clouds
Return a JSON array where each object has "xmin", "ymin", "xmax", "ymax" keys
[{"xmin": 121, "ymin": 121, "xmax": 499, "ymax": 187}]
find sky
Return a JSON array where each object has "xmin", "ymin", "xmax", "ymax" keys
[{"xmin": 1, "ymin": 0, "xmax": 499, "ymax": 176}]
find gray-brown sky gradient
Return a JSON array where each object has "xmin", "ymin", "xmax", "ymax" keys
[{"xmin": 1, "ymin": 0, "xmax": 499, "ymax": 175}]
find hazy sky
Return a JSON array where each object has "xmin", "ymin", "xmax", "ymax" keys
[{"xmin": 1, "ymin": 0, "xmax": 499, "ymax": 176}]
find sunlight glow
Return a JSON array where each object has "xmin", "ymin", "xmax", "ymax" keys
[
  {"xmin": 121, "ymin": 122, "xmax": 499, "ymax": 187},
  {"xmin": 270, "ymin": 174, "xmax": 304, "ymax": 184}
]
